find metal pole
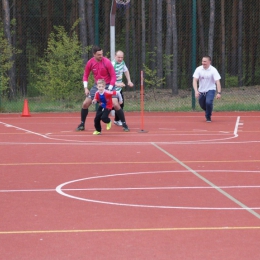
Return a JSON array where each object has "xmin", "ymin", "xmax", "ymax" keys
[
  {"xmin": 191, "ymin": 0, "xmax": 197, "ymax": 110},
  {"xmin": 95, "ymin": 0, "xmax": 99, "ymax": 45},
  {"xmin": 110, "ymin": 0, "xmax": 116, "ymax": 60}
]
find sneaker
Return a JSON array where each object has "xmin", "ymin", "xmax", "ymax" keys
[
  {"xmin": 114, "ymin": 120, "xmax": 123, "ymax": 126},
  {"xmin": 122, "ymin": 122, "xmax": 130, "ymax": 132},
  {"xmin": 106, "ymin": 121, "xmax": 112, "ymax": 130},
  {"xmin": 76, "ymin": 123, "xmax": 85, "ymax": 131},
  {"xmin": 93, "ymin": 130, "xmax": 101, "ymax": 135},
  {"xmin": 206, "ymin": 117, "xmax": 211, "ymax": 122}
]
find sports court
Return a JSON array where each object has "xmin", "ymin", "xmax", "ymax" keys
[{"xmin": 0, "ymin": 111, "xmax": 260, "ymax": 259}]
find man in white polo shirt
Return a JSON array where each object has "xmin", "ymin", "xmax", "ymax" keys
[{"xmin": 193, "ymin": 55, "xmax": 222, "ymax": 122}]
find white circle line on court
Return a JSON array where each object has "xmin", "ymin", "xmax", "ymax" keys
[{"xmin": 55, "ymin": 170, "xmax": 260, "ymax": 210}]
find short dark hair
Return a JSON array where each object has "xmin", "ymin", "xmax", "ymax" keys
[
  {"xmin": 92, "ymin": 45, "xmax": 102, "ymax": 54},
  {"xmin": 203, "ymin": 55, "xmax": 212, "ymax": 61}
]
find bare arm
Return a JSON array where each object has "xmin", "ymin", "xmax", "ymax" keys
[
  {"xmin": 124, "ymin": 71, "xmax": 134, "ymax": 87},
  {"xmin": 192, "ymin": 78, "xmax": 200, "ymax": 98},
  {"xmin": 216, "ymin": 80, "xmax": 221, "ymax": 99}
]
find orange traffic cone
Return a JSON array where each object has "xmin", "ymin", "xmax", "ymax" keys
[{"xmin": 21, "ymin": 99, "xmax": 31, "ymax": 117}]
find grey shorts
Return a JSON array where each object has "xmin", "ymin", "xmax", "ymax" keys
[{"xmin": 87, "ymin": 84, "xmax": 117, "ymax": 100}]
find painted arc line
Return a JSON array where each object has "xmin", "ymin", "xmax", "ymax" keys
[
  {"xmin": 151, "ymin": 142, "xmax": 260, "ymax": 219},
  {"xmin": 55, "ymin": 170, "xmax": 260, "ymax": 210}
]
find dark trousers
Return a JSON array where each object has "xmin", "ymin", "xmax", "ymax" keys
[
  {"xmin": 114, "ymin": 90, "xmax": 124, "ymax": 121},
  {"xmin": 198, "ymin": 90, "xmax": 216, "ymax": 118},
  {"xmin": 94, "ymin": 106, "xmax": 111, "ymax": 132}
]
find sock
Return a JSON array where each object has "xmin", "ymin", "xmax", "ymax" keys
[
  {"xmin": 115, "ymin": 108, "xmax": 125, "ymax": 123},
  {"xmin": 81, "ymin": 108, "xmax": 88, "ymax": 124},
  {"xmin": 114, "ymin": 110, "xmax": 119, "ymax": 121}
]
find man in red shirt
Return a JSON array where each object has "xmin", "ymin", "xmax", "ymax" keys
[{"xmin": 76, "ymin": 46, "xmax": 129, "ymax": 132}]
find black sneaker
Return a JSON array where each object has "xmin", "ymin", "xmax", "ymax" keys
[
  {"xmin": 206, "ymin": 117, "xmax": 211, "ymax": 123},
  {"xmin": 122, "ymin": 122, "xmax": 130, "ymax": 132},
  {"xmin": 76, "ymin": 123, "xmax": 85, "ymax": 131}
]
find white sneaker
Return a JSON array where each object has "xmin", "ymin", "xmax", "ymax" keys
[
  {"xmin": 110, "ymin": 110, "xmax": 115, "ymax": 117},
  {"xmin": 114, "ymin": 120, "xmax": 123, "ymax": 126}
]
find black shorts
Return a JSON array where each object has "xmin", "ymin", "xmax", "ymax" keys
[{"xmin": 87, "ymin": 84, "xmax": 117, "ymax": 99}]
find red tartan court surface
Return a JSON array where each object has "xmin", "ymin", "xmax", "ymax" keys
[{"xmin": 0, "ymin": 111, "xmax": 260, "ymax": 259}]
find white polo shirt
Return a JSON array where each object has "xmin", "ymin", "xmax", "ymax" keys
[{"xmin": 193, "ymin": 65, "xmax": 221, "ymax": 92}]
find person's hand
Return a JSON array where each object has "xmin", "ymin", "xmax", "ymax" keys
[
  {"xmin": 128, "ymin": 81, "xmax": 134, "ymax": 87},
  {"xmin": 116, "ymin": 82, "xmax": 125, "ymax": 87},
  {"xmin": 216, "ymin": 93, "xmax": 221, "ymax": 99},
  {"xmin": 85, "ymin": 88, "xmax": 90, "ymax": 96},
  {"xmin": 194, "ymin": 91, "xmax": 200, "ymax": 98},
  {"xmin": 108, "ymin": 85, "xmax": 113, "ymax": 91},
  {"xmin": 92, "ymin": 99, "xmax": 97, "ymax": 104}
]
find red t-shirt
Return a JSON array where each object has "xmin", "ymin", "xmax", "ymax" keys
[
  {"xmin": 83, "ymin": 57, "xmax": 116, "ymax": 85},
  {"xmin": 94, "ymin": 90, "xmax": 116, "ymax": 110}
]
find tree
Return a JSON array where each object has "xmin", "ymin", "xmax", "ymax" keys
[
  {"xmin": 221, "ymin": 0, "xmax": 226, "ymax": 88},
  {"xmin": 2, "ymin": 0, "xmax": 16, "ymax": 99},
  {"xmin": 172, "ymin": 0, "xmax": 178, "ymax": 95},
  {"xmin": 208, "ymin": 0, "xmax": 215, "ymax": 59},
  {"xmin": 156, "ymin": 0, "xmax": 163, "ymax": 87},
  {"xmin": 165, "ymin": 0, "xmax": 173, "ymax": 89},
  {"xmin": 197, "ymin": 0, "xmax": 205, "ymax": 56},
  {"xmin": 78, "ymin": 0, "xmax": 88, "ymax": 64}
]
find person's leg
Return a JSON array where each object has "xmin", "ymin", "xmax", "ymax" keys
[
  {"xmin": 76, "ymin": 85, "xmax": 97, "ymax": 131},
  {"xmin": 94, "ymin": 106, "xmax": 103, "ymax": 133},
  {"xmin": 101, "ymin": 108, "xmax": 112, "ymax": 130},
  {"xmin": 101, "ymin": 109, "xmax": 111, "ymax": 124},
  {"xmin": 205, "ymin": 90, "xmax": 215, "ymax": 120},
  {"xmin": 198, "ymin": 93, "xmax": 206, "ymax": 111},
  {"xmin": 113, "ymin": 98, "xmax": 129, "ymax": 131},
  {"xmin": 114, "ymin": 90, "xmax": 124, "ymax": 122}
]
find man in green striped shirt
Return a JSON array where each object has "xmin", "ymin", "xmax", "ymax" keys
[{"xmin": 111, "ymin": 50, "xmax": 134, "ymax": 126}]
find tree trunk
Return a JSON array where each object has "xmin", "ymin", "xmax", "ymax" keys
[
  {"xmin": 172, "ymin": 0, "xmax": 178, "ymax": 95},
  {"xmin": 156, "ymin": 0, "xmax": 163, "ymax": 87},
  {"xmin": 238, "ymin": 0, "xmax": 243, "ymax": 86},
  {"xmin": 87, "ymin": 0, "xmax": 95, "ymax": 46},
  {"xmin": 151, "ymin": 0, "xmax": 156, "ymax": 71},
  {"xmin": 125, "ymin": 7, "xmax": 130, "ymax": 70},
  {"xmin": 103, "ymin": 0, "xmax": 110, "ymax": 56},
  {"xmin": 230, "ymin": 0, "xmax": 238, "ymax": 75},
  {"xmin": 2, "ymin": 0, "xmax": 16, "ymax": 99},
  {"xmin": 221, "ymin": 0, "xmax": 225, "ymax": 88},
  {"xmin": 130, "ymin": 0, "xmax": 137, "ymax": 87},
  {"xmin": 165, "ymin": 0, "xmax": 172, "ymax": 89},
  {"xmin": 250, "ymin": 0, "xmax": 259, "ymax": 84},
  {"xmin": 78, "ymin": 0, "xmax": 88, "ymax": 65},
  {"xmin": 208, "ymin": 0, "xmax": 215, "ymax": 59},
  {"xmin": 197, "ymin": 0, "xmax": 205, "ymax": 57},
  {"xmin": 141, "ymin": 0, "xmax": 145, "ymax": 69},
  {"xmin": 17, "ymin": 0, "xmax": 27, "ymax": 95}
]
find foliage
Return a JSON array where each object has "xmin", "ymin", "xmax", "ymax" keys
[
  {"xmin": 143, "ymin": 51, "xmax": 173, "ymax": 100},
  {"xmin": 143, "ymin": 63, "xmax": 165, "ymax": 101},
  {"xmin": 0, "ymin": 22, "xmax": 15, "ymax": 95},
  {"xmin": 31, "ymin": 23, "xmax": 91, "ymax": 100},
  {"xmin": 225, "ymin": 73, "xmax": 238, "ymax": 87}
]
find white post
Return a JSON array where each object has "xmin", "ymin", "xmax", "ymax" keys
[{"xmin": 110, "ymin": 0, "xmax": 116, "ymax": 60}]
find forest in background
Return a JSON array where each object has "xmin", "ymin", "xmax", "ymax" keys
[{"xmin": 1, "ymin": 0, "xmax": 260, "ymax": 101}]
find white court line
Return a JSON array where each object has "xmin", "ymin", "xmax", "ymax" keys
[
  {"xmin": 151, "ymin": 142, "xmax": 260, "ymax": 219},
  {"xmin": 55, "ymin": 170, "xmax": 260, "ymax": 211},
  {"xmin": 0, "ymin": 119, "xmax": 239, "ymax": 145},
  {"xmin": 2, "ymin": 185, "xmax": 260, "ymax": 193}
]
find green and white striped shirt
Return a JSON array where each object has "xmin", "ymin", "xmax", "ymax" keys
[{"xmin": 111, "ymin": 60, "xmax": 128, "ymax": 91}]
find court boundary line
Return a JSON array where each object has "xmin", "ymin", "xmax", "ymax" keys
[
  {"xmin": 0, "ymin": 116, "xmax": 242, "ymax": 145},
  {"xmin": 1, "ymin": 226, "xmax": 260, "ymax": 235},
  {"xmin": 151, "ymin": 142, "xmax": 260, "ymax": 219}
]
